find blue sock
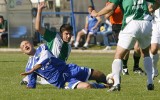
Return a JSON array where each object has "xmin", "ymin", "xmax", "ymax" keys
[{"xmin": 90, "ymin": 82, "xmax": 106, "ymax": 88}]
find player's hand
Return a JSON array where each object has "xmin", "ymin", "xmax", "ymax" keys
[
  {"xmin": 91, "ymin": 10, "xmax": 98, "ymax": 17},
  {"xmin": 38, "ymin": 2, "xmax": 46, "ymax": 11}
]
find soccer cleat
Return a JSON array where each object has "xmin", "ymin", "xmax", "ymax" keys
[
  {"xmin": 72, "ymin": 47, "xmax": 79, "ymax": 49},
  {"xmin": 107, "ymin": 84, "xmax": 120, "ymax": 92},
  {"xmin": 81, "ymin": 46, "xmax": 88, "ymax": 50},
  {"xmin": 147, "ymin": 84, "xmax": 154, "ymax": 90},
  {"xmin": 122, "ymin": 68, "xmax": 129, "ymax": 75},
  {"xmin": 20, "ymin": 80, "xmax": 28, "ymax": 85},
  {"xmin": 133, "ymin": 67, "xmax": 145, "ymax": 75}
]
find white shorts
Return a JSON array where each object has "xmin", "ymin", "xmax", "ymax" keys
[
  {"xmin": 118, "ymin": 20, "xmax": 152, "ymax": 50},
  {"xmin": 82, "ymin": 28, "xmax": 99, "ymax": 35},
  {"xmin": 151, "ymin": 21, "xmax": 160, "ymax": 44}
]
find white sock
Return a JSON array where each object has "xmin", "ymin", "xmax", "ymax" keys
[
  {"xmin": 23, "ymin": 76, "xmax": 28, "ymax": 82},
  {"xmin": 38, "ymin": 77, "xmax": 50, "ymax": 85},
  {"xmin": 74, "ymin": 41, "xmax": 79, "ymax": 47},
  {"xmin": 112, "ymin": 59, "xmax": 122, "ymax": 86},
  {"xmin": 144, "ymin": 57, "xmax": 153, "ymax": 84},
  {"xmin": 150, "ymin": 53, "xmax": 159, "ymax": 74},
  {"xmin": 83, "ymin": 43, "xmax": 88, "ymax": 47}
]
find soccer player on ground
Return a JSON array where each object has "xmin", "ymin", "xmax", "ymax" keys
[
  {"xmin": 20, "ymin": 40, "xmax": 112, "ymax": 89},
  {"xmin": 21, "ymin": 2, "xmax": 73, "ymax": 85},
  {"xmin": 91, "ymin": 0, "xmax": 160, "ymax": 91},
  {"xmin": 73, "ymin": 6, "xmax": 101, "ymax": 49}
]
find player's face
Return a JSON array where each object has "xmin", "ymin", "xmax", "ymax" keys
[
  {"xmin": 88, "ymin": 7, "xmax": 93, "ymax": 14},
  {"xmin": 20, "ymin": 41, "xmax": 33, "ymax": 55},
  {"xmin": 61, "ymin": 30, "xmax": 72, "ymax": 43}
]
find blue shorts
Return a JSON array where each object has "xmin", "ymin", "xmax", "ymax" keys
[{"xmin": 65, "ymin": 64, "xmax": 91, "ymax": 89}]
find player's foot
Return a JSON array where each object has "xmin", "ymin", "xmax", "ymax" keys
[
  {"xmin": 152, "ymin": 69, "xmax": 159, "ymax": 79},
  {"xmin": 81, "ymin": 46, "xmax": 88, "ymax": 50},
  {"xmin": 122, "ymin": 68, "xmax": 129, "ymax": 75},
  {"xmin": 20, "ymin": 80, "xmax": 28, "ymax": 85},
  {"xmin": 133, "ymin": 67, "xmax": 145, "ymax": 75},
  {"xmin": 102, "ymin": 46, "xmax": 111, "ymax": 51},
  {"xmin": 72, "ymin": 47, "xmax": 79, "ymax": 49},
  {"xmin": 107, "ymin": 84, "xmax": 120, "ymax": 92},
  {"xmin": 147, "ymin": 84, "xmax": 154, "ymax": 90}
]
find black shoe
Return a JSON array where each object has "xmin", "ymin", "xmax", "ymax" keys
[
  {"xmin": 20, "ymin": 80, "xmax": 28, "ymax": 85},
  {"xmin": 81, "ymin": 46, "xmax": 88, "ymax": 50},
  {"xmin": 122, "ymin": 68, "xmax": 129, "ymax": 75},
  {"xmin": 147, "ymin": 84, "xmax": 154, "ymax": 90},
  {"xmin": 72, "ymin": 47, "xmax": 79, "ymax": 49},
  {"xmin": 133, "ymin": 67, "xmax": 145, "ymax": 75},
  {"xmin": 107, "ymin": 84, "xmax": 120, "ymax": 92}
]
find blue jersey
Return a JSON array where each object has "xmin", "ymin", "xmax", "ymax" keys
[
  {"xmin": 26, "ymin": 44, "xmax": 91, "ymax": 89},
  {"xmin": 88, "ymin": 15, "xmax": 98, "ymax": 31}
]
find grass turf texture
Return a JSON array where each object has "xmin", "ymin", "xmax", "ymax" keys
[{"xmin": 0, "ymin": 52, "xmax": 160, "ymax": 100}]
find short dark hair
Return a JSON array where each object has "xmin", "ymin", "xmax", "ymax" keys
[
  {"xmin": 88, "ymin": 6, "xmax": 94, "ymax": 10},
  {"xmin": 0, "ymin": 15, "xmax": 4, "ymax": 20},
  {"xmin": 60, "ymin": 24, "xmax": 73, "ymax": 34}
]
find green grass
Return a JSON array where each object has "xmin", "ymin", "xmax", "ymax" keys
[{"xmin": 0, "ymin": 52, "xmax": 160, "ymax": 100}]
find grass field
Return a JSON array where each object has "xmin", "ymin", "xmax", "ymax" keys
[{"xmin": 0, "ymin": 52, "xmax": 160, "ymax": 100}]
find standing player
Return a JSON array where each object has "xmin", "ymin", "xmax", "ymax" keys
[
  {"xmin": 21, "ymin": 2, "xmax": 73, "ymax": 85},
  {"xmin": 20, "ymin": 41, "xmax": 112, "ymax": 89},
  {"xmin": 148, "ymin": 5, "xmax": 160, "ymax": 80},
  {"xmin": 91, "ymin": 0, "xmax": 160, "ymax": 91},
  {"xmin": 104, "ymin": 2, "xmax": 145, "ymax": 75}
]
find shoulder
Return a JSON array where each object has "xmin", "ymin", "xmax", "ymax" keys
[{"xmin": 37, "ymin": 44, "xmax": 48, "ymax": 52}]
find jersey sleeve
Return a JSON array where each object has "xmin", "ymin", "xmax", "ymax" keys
[
  {"xmin": 27, "ymin": 72, "xmax": 37, "ymax": 88},
  {"xmin": 109, "ymin": 0, "xmax": 120, "ymax": 5},
  {"xmin": 43, "ymin": 29, "xmax": 57, "ymax": 42}
]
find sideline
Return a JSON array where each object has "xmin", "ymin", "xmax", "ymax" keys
[{"xmin": 0, "ymin": 48, "xmax": 136, "ymax": 54}]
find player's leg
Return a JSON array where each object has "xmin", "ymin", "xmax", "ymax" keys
[
  {"xmin": 150, "ymin": 22, "xmax": 160, "ymax": 80},
  {"xmin": 74, "ymin": 29, "xmax": 86, "ymax": 48},
  {"xmin": 141, "ymin": 46, "xmax": 154, "ymax": 90},
  {"xmin": 150, "ymin": 43, "xmax": 159, "ymax": 79},
  {"xmin": 133, "ymin": 41, "xmax": 145, "ymax": 75},
  {"xmin": 108, "ymin": 20, "xmax": 138, "ymax": 92},
  {"xmin": 83, "ymin": 33, "xmax": 93, "ymax": 48},
  {"xmin": 88, "ymin": 69, "xmax": 107, "ymax": 84},
  {"xmin": 122, "ymin": 51, "xmax": 130, "ymax": 75},
  {"xmin": 138, "ymin": 20, "xmax": 153, "ymax": 90}
]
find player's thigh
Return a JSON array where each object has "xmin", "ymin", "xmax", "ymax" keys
[
  {"xmin": 118, "ymin": 31, "xmax": 136, "ymax": 50},
  {"xmin": 138, "ymin": 35, "xmax": 151, "ymax": 50},
  {"xmin": 76, "ymin": 82, "xmax": 92, "ymax": 89},
  {"xmin": 67, "ymin": 78, "xmax": 92, "ymax": 89}
]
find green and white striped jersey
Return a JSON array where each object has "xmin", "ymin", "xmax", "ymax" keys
[
  {"xmin": 109, "ymin": 0, "xmax": 155, "ymax": 30},
  {"xmin": 42, "ymin": 29, "xmax": 71, "ymax": 61}
]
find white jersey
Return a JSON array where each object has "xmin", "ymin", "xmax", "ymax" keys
[{"xmin": 154, "ymin": 9, "xmax": 160, "ymax": 22}]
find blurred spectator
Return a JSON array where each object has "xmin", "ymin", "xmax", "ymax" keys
[
  {"xmin": 96, "ymin": 19, "xmax": 112, "ymax": 50},
  {"xmin": 73, "ymin": 6, "xmax": 101, "ymax": 49},
  {"xmin": 0, "ymin": 15, "xmax": 8, "ymax": 45}
]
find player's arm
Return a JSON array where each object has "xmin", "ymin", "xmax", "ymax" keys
[
  {"xmin": 91, "ymin": 2, "xmax": 117, "ymax": 17},
  {"xmin": 21, "ymin": 64, "xmax": 42, "ymax": 76},
  {"xmin": 92, "ymin": 10, "xmax": 102, "ymax": 29},
  {"xmin": 35, "ymin": 2, "xmax": 46, "ymax": 35},
  {"xmin": 84, "ymin": 16, "xmax": 89, "ymax": 31},
  {"xmin": 104, "ymin": 11, "xmax": 114, "ymax": 19}
]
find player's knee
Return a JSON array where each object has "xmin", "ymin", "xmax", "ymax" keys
[
  {"xmin": 83, "ymin": 83, "xmax": 92, "ymax": 89},
  {"xmin": 77, "ymin": 83, "xmax": 92, "ymax": 89}
]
